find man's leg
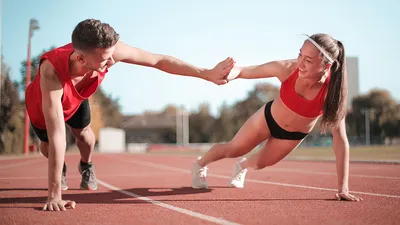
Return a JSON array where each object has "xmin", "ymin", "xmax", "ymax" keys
[
  {"xmin": 31, "ymin": 124, "xmax": 68, "ymax": 190},
  {"xmin": 66, "ymin": 99, "xmax": 97, "ymax": 190},
  {"xmin": 69, "ymin": 125, "xmax": 95, "ymax": 164}
]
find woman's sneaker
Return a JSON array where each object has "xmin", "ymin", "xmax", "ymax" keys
[
  {"xmin": 191, "ymin": 157, "xmax": 208, "ymax": 189},
  {"xmin": 229, "ymin": 158, "xmax": 248, "ymax": 188}
]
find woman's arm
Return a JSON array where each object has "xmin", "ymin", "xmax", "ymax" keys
[
  {"xmin": 225, "ymin": 59, "xmax": 297, "ymax": 82},
  {"xmin": 332, "ymin": 118, "xmax": 363, "ymax": 201}
]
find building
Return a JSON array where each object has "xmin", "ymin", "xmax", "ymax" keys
[
  {"xmin": 346, "ymin": 56, "xmax": 360, "ymax": 109},
  {"xmin": 120, "ymin": 112, "xmax": 176, "ymax": 144}
]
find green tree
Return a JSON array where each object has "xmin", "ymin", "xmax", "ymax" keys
[
  {"xmin": 93, "ymin": 87, "xmax": 122, "ymax": 127},
  {"xmin": 231, "ymin": 83, "xmax": 279, "ymax": 135},
  {"xmin": 18, "ymin": 46, "xmax": 56, "ymax": 92},
  {"xmin": 0, "ymin": 55, "xmax": 24, "ymax": 154},
  {"xmin": 349, "ymin": 89, "xmax": 398, "ymax": 144},
  {"xmin": 380, "ymin": 104, "xmax": 400, "ymax": 144},
  {"xmin": 210, "ymin": 101, "xmax": 235, "ymax": 142},
  {"xmin": 211, "ymin": 82, "xmax": 280, "ymax": 142},
  {"xmin": 189, "ymin": 103, "xmax": 216, "ymax": 143}
]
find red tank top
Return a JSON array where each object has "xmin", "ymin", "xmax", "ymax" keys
[
  {"xmin": 25, "ymin": 43, "xmax": 108, "ymax": 129},
  {"xmin": 280, "ymin": 68, "xmax": 330, "ymax": 118}
]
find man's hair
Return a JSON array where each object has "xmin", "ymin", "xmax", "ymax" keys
[{"xmin": 71, "ymin": 19, "xmax": 120, "ymax": 51}]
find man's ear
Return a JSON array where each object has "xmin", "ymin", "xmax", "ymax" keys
[{"xmin": 76, "ymin": 53, "xmax": 85, "ymax": 64}]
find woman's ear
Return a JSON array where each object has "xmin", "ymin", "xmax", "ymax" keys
[{"xmin": 324, "ymin": 62, "xmax": 333, "ymax": 72}]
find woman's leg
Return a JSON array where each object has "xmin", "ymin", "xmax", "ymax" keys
[
  {"xmin": 192, "ymin": 104, "xmax": 272, "ymax": 189},
  {"xmin": 241, "ymin": 137, "xmax": 303, "ymax": 170},
  {"xmin": 197, "ymin": 104, "xmax": 271, "ymax": 167},
  {"xmin": 229, "ymin": 137, "xmax": 303, "ymax": 188}
]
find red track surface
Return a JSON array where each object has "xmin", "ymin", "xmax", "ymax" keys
[{"xmin": 1, "ymin": 152, "xmax": 399, "ymax": 225}]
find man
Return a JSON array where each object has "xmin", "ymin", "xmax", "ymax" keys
[{"xmin": 25, "ymin": 18, "xmax": 234, "ymax": 211}]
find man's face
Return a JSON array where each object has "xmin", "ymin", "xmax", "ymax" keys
[{"xmin": 78, "ymin": 46, "xmax": 116, "ymax": 73}]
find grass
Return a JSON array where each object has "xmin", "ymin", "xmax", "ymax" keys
[
  {"xmin": 144, "ymin": 145, "xmax": 400, "ymax": 163},
  {"xmin": 4, "ymin": 145, "xmax": 398, "ymax": 164},
  {"xmin": 287, "ymin": 145, "xmax": 400, "ymax": 161}
]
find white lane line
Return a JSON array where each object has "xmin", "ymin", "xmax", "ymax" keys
[
  {"xmin": 0, "ymin": 155, "xmax": 42, "ymax": 161},
  {"xmin": 0, "ymin": 159, "xmax": 43, "ymax": 169},
  {"xmin": 0, "ymin": 172, "xmax": 174, "ymax": 180},
  {"xmin": 126, "ymin": 159, "xmax": 400, "ymax": 199},
  {"xmin": 266, "ymin": 168, "xmax": 400, "ymax": 180},
  {"xmin": 97, "ymin": 180, "xmax": 240, "ymax": 225}
]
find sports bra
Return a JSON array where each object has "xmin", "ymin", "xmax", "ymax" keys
[{"xmin": 280, "ymin": 68, "xmax": 330, "ymax": 118}]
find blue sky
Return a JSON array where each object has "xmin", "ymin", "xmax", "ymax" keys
[{"xmin": 2, "ymin": 0, "xmax": 399, "ymax": 116}]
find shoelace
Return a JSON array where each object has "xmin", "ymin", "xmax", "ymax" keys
[
  {"xmin": 82, "ymin": 169, "xmax": 95, "ymax": 181},
  {"xmin": 234, "ymin": 168, "xmax": 246, "ymax": 181},
  {"xmin": 198, "ymin": 167, "xmax": 208, "ymax": 178}
]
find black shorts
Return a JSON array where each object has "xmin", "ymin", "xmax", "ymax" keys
[
  {"xmin": 264, "ymin": 100, "xmax": 308, "ymax": 140},
  {"xmin": 31, "ymin": 99, "xmax": 91, "ymax": 142}
]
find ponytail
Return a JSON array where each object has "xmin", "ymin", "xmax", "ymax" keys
[{"xmin": 320, "ymin": 40, "xmax": 348, "ymax": 133}]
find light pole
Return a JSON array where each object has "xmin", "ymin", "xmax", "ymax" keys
[
  {"xmin": 182, "ymin": 108, "xmax": 190, "ymax": 146},
  {"xmin": 176, "ymin": 108, "xmax": 182, "ymax": 145},
  {"xmin": 23, "ymin": 19, "xmax": 39, "ymax": 155},
  {"xmin": 175, "ymin": 106, "xmax": 190, "ymax": 146},
  {"xmin": 361, "ymin": 108, "xmax": 374, "ymax": 146}
]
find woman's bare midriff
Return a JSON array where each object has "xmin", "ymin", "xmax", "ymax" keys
[{"xmin": 270, "ymin": 96, "xmax": 320, "ymax": 133}]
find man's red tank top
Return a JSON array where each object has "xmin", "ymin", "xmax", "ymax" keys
[
  {"xmin": 25, "ymin": 43, "xmax": 108, "ymax": 130},
  {"xmin": 280, "ymin": 68, "xmax": 330, "ymax": 118}
]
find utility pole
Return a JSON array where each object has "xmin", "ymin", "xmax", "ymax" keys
[
  {"xmin": 175, "ymin": 106, "xmax": 190, "ymax": 146},
  {"xmin": 361, "ymin": 108, "xmax": 373, "ymax": 146},
  {"xmin": 23, "ymin": 19, "xmax": 39, "ymax": 155},
  {"xmin": 182, "ymin": 107, "xmax": 189, "ymax": 146}
]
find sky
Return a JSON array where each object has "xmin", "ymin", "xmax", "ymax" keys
[{"xmin": 2, "ymin": 0, "xmax": 399, "ymax": 117}]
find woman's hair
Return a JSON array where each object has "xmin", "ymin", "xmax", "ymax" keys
[{"xmin": 309, "ymin": 34, "xmax": 348, "ymax": 132}]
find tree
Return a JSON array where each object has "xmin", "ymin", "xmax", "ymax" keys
[
  {"xmin": 189, "ymin": 103, "xmax": 216, "ymax": 143},
  {"xmin": 210, "ymin": 101, "xmax": 235, "ymax": 142},
  {"xmin": 231, "ymin": 83, "xmax": 279, "ymax": 134},
  {"xmin": 0, "ymin": 55, "xmax": 24, "ymax": 154},
  {"xmin": 93, "ymin": 87, "xmax": 122, "ymax": 127},
  {"xmin": 0, "ymin": 56, "xmax": 14, "ymax": 134},
  {"xmin": 380, "ymin": 104, "xmax": 400, "ymax": 144},
  {"xmin": 163, "ymin": 104, "xmax": 178, "ymax": 115},
  {"xmin": 349, "ymin": 89, "xmax": 398, "ymax": 144},
  {"xmin": 18, "ymin": 46, "xmax": 56, "ymax": 92},
  {"xmin": 211, "ymin": 82, "xmax": 280, "ymax": 142}
]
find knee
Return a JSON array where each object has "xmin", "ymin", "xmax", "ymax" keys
[
  {"xmin": 254, "ymin": 159, "xmax": 277, "ymax": 170},
  {"xmin": 73, "ymin": 126, "xmax": 95, "ymax": 144}
]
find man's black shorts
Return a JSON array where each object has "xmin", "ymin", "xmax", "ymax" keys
[{"xmin": 31, "ymin": 99, "xmax": 91, "ymax": 142}]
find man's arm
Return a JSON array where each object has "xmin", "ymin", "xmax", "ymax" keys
[
  {"xmin": 225, "ymin": 59, "xmax": 297, "ymax": 83},
  {"xmin": 40, "ymin": 60, "xmax": 75, "ymax": 211},
  {"xmin": 113, "ymin": 41, "xmax": 234, "ymax": 85},
  {"xmin": 332, "ymin": 118, "xmax": 363, "ymax": 201}
]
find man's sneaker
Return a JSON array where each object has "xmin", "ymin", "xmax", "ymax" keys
[
  {"xmin": 78, "ymin": 163, "xmax": 98, "ymax": 190},
  {"xmin": 229, "ymin": 158, "xmax": 248, "ymax": 188},
  {"xmin": 61, "ymin": 172, "xmax": 68, "ymax": 191},
  {"xmin": 191, "ymin": 156, "xmax": 208, "ymax": 189}
]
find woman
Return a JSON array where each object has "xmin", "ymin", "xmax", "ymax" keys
[{"xmin": 191, "ymin": 33, "xmax": 363, "ymax": 201}]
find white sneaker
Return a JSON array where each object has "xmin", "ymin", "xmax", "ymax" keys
[
  {"xmin": 229, "ymin": 158, "xmax": 248, "ymax": 188},
  {"xmin": 191, "ymin": 156, "xmax": 208, "ymax": 189}
]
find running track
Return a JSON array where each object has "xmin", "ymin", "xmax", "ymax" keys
[{"xmin": 0, "ymin": 152, "xmax": 399, "ymax": 225}]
